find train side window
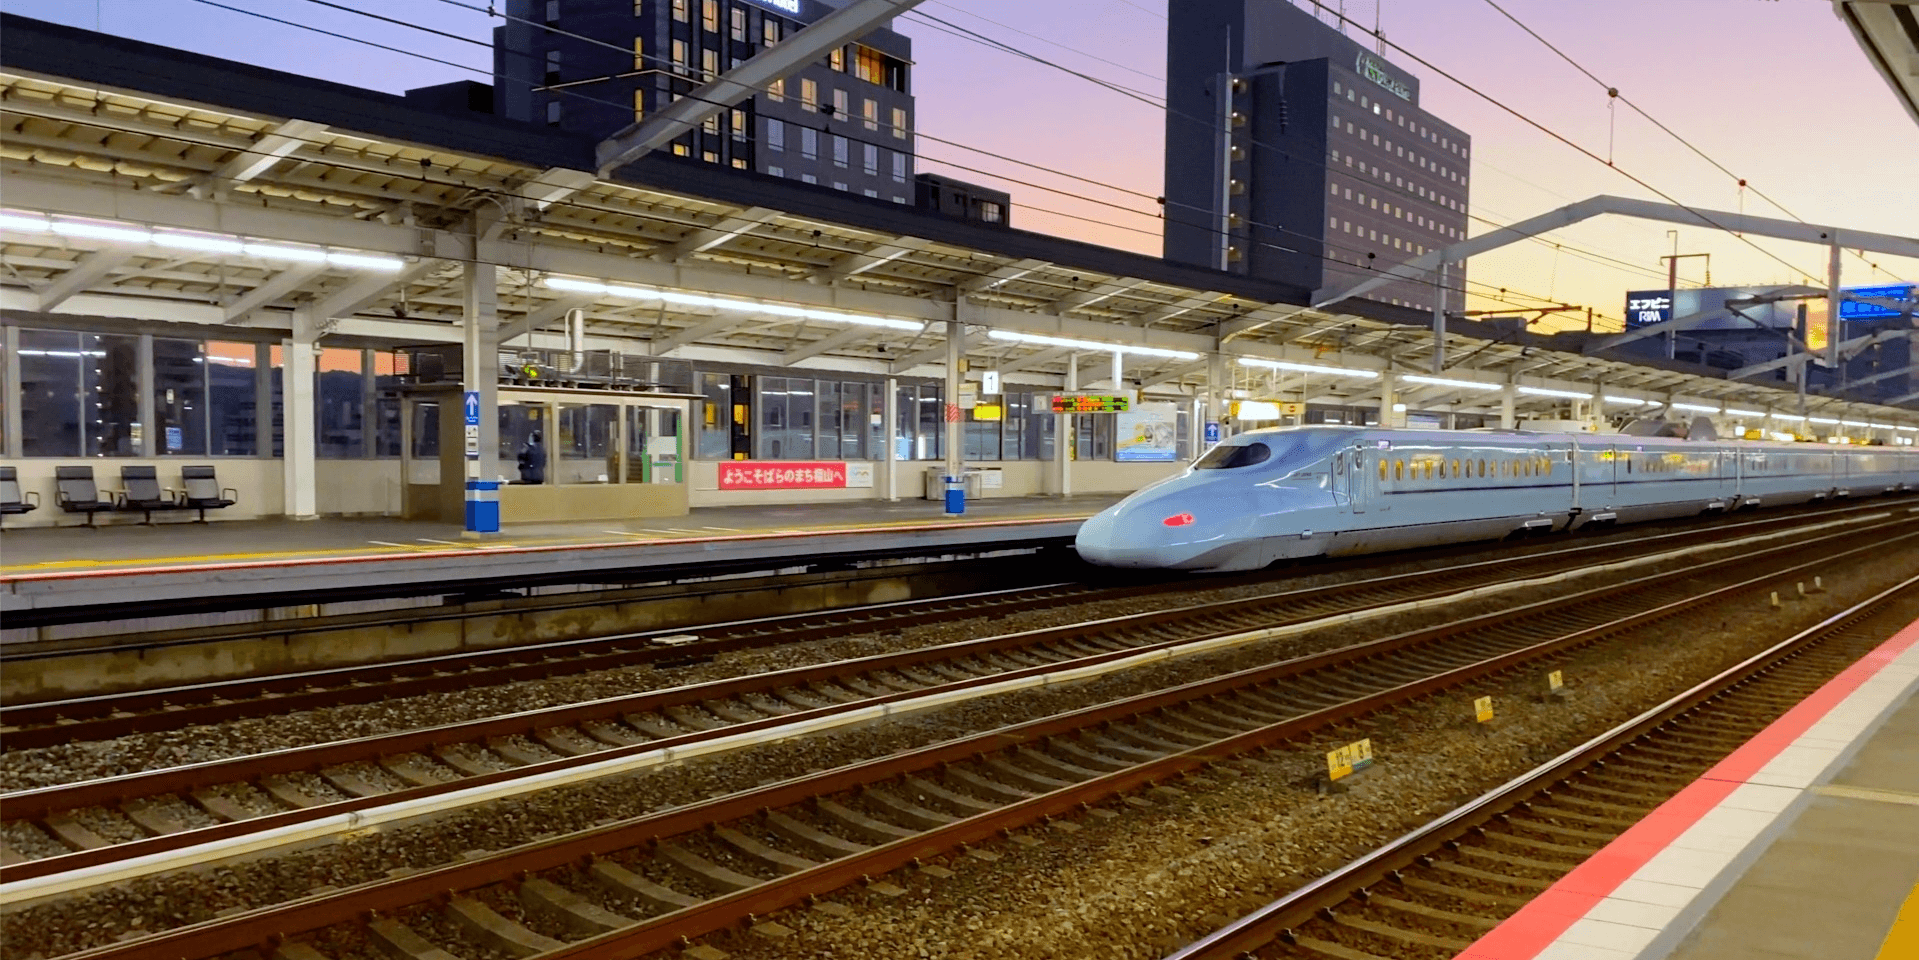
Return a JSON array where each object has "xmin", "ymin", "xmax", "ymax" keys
[
  {"xmin": 1424, "ymin": 461, "xmax": 1434, "ymax": 479},
  {"xmin": 1379, "ymin": 459, "xmax": 1388, "ymax": 481},
  {"xmin": 1394, "ymin": 459, "xmax": 1404, "ymax": 480},
  {"xmin": 1541, "ymin": 456, "xmax": 1552, "ymax": 476},
  {"xmin": 1449, "ymin": 458, "xmax": 1459, "ymax": 478}
]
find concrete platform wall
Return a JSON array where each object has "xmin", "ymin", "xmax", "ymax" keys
[{"xmin": 2, "ymin": 456, "xmax": 1176, "ymax": 526}]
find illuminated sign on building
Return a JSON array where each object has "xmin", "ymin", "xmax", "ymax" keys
[
  {"xmin": 747, "ymin": 0, "xmax": 802, "ymax": 13},
  {"xmin": 1840, "ymin": 284, "xmax": 1916, "ymax": 321},
  {"xmin": 1626, "ymin": 293, "xmax": 1672, "ymax": 327},
  {"xmin": 1355, "ymin": 53, "xmax": 1412, "ymax": 101}
]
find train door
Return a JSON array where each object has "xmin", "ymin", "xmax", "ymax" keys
[{"xmin": 1349, "ymin": 446, "xmax": 1371, "ymax": 513}]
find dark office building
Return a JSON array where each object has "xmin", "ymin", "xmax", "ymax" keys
[
  {"xmin": 496, "ymin": 0, "xmax": 918, "ymax": 203},
  {"xmin": 1164, "ymin": 0, "xmax": 1471, "ymax": 310}
]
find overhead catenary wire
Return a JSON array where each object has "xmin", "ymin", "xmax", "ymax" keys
[
  {"xmin": 181, "ymin": 0, "xmax": 1632, "ymax": 327},
  {"xmin": 905, "ymin": 6, "xmax": 1696, "ymax": 297},
  {"xmin": 332, "ymin": 0, "xmax": 1618, "ymax": 317},
  {"xmin": 1274, "ymin": 0, "xmax": 1832, "ymax": 288},
  {"xmin": 1476, "ymin": 0, "xmax": 1907, "ymax": 286}
]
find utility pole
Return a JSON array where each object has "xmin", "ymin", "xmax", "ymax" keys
[{"xmin": 1659, "ymin": 235, "xmax": 1710, "ymax": 360}]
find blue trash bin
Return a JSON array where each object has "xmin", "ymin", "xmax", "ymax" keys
[{"xmin": 943, "ymin": 474, "xmax": 966, "ymax": 516}]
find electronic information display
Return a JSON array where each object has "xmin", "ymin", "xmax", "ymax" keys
[{"xmin": 1051, "ymin": 394, "xmax": 1130, "ymax": 414}]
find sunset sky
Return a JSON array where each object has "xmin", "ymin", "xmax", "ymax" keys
[{"xmin": 9, "ymin": 0, "xmax": 1916, "ymax": 331}]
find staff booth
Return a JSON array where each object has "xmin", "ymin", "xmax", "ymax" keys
[{"xmin": 398, "ymin": 347, "xmax": 698, "ymax": 524}]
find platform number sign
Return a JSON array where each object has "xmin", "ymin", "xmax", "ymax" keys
[
  {"xmin": 1474, "ymin": 696, "xmax": 1495, "ymax": 724},
  {"xmin": 1326, "ymin": 738, "xmax": 1374, "ymax": 781}
]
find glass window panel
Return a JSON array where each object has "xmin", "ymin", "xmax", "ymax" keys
[
  {"xmin": 697, "ymin": 372, "xmax": 730, "ymax": 459},
  {"xmin": 786, "ymin": 378, "xmax": 815, "ymax": 459},
  {"xmin": 916, "ymin": 384, "xmax": 943, "ymax": 460},
  {"xmin": 207, "ymin": 341, "xmax": 257, "ymax": 456},
  {"xmin": 841, "ymin": 381, "xmax": 865, "ymax": 461},
  {"xmin": 316, "ymin": 347, "xmax": 365, "ymax": 458},
  {"xmin": 269, "ymin": 344, "xmax": 284, "ymax": 458},
  {"xmin": 153, "ymin": 338, "xmax": 207, "ymax": 456},
  {"xmin": 372, "ymin": 351, "xmax": 404, "ymax": 458},
  {"xmin": 1001, "ymin": 392, "xmax": 1025, "ymax": 460},
  {"xmin": 18, "ymin": 329, "xmax": 83, "ymax": 456},
  {"xmin": 894, "ymin": 385, "xmax": 915, "ymax": 460},
  {"xmin": 756, "ymin": 376, "xmax": 786, "ymax": 459},
  {"xmin": 868, "ymin": 382, "xmax": 884, "ymax": 461},
  {"xmin": 816, "ymin": 380, "xmax": 840, "ymax": 459},
  {"xmin": 411, "ymin": 401, "xmax": 440, "ymax": 459},
  {"xmin": 653, "ymin": 407, "xmax": 682, "ymax": 482},
  {"xmin": 501, "ymin": 403, "xmax": 547, "ymax": 484},
  {"xmin": 625, "ymin": 405, "xmax": 649, "ymax": 483},
  {"xmin": 557, "ymin": 403, "xmax": 618, "ymax": 483},
  {"xmin": 84, "ymin": 333, "xmax": 139, "ymax": 457}
]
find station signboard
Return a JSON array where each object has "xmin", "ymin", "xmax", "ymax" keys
[{"xmin": 718, "ymin": 461, "xmax": 874, "ymax": 490}]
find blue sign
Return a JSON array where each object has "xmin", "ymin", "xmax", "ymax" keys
[
  {"xmin": 463, "ymin": 391, "xmax": 481, "ymax": 427},
  {"xmin": 1840, "ymin": 284, "xmax": 1915, "ymax": 321},
  {"xmin": 165, "ymin": 426, "xmax": 183, "ymax": 452},
  {"xmin": 1204, "ymin": 421, "xmax": 1221, "ymax": 444}
]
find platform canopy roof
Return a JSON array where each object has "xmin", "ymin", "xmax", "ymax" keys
[
  {"xmin": 0, "ymin": 14, "xmax": 1913, "ymax": 429},
  {"xmin": 1835, "ymin": 1, "xmax": 1919, "ymax": 128}
]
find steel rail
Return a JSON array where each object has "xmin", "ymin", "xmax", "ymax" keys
[
  {"xmin": 1164, "ymin": 575, "xmax": 1919, "ymax": 960},
  {"xmin": 2, "ymin": 501, "xmax": 1886, "ymax": 747},
  {"xmin": 2, "ymin": 509, "xmax": 1883, "ymax": 886},
  {"xmin": 31, "ymin": 519, "xmax": 1915, "ymax": 960}
]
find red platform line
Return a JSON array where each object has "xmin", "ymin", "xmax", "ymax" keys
[{"xmin": 1457, "ymin": 615, "xmax": 1919, "ymax": 960}]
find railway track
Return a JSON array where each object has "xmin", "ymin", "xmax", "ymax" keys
[
  {"xmin": 1, "ymin": 502, "xmax": 1894, "ymax": 751},
  {"xmin": 1167, "ymin": 574, "xmax": 1919, "ymax": 960},
  {"xmin": 15, "ymin": 513, "xmax": 1913, "ymax": 960},
  {"xmin": 0, "ymin": 508, "xmax": 1887, "ymax": 883}
]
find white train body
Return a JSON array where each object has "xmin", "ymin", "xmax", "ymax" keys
[{"xmin": 1074, "ymin": 425, "xmax": 1917, "ymax": 572}]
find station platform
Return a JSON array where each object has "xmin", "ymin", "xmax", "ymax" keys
[
  {"xmin": 1459, "ymin": 615, "xmax": 1919, "ymax": 960},
  {"xmin": 0, "ymin": 495, "xmax": 1118, "ymax": 626}
]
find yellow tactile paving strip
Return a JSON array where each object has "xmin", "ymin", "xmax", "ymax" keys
[
  {"xmin": 1877, "ymin": 879, "xmax": 1919, "ymax": 960},
  {"xmin": 0, "ymin": 511, "xmax": 1097, "ymax": 578}
]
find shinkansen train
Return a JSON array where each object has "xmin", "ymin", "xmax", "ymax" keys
[{"xmin": 1074, "ymin": 424, "xmax": 1918, "ymax": 572}]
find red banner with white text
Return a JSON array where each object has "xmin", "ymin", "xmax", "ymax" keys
[{"xmin": 718, "ymin": 461, "xmax": 850, "ymax": 490}]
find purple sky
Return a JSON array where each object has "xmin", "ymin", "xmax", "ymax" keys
[{"xmin": 10, "ymin": 0, "xmax": 1916, "ymax": 330}]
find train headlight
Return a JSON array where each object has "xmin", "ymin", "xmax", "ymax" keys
[{"xmin": 1162, "ymin": 513, "xmax": 1196, "ymax": 527}]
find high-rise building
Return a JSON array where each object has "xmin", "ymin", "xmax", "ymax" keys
[
  {"xmin": 1163, "ymin": 0, "xmax": 1470, "ymax": 311},
  {"xmin": 495, "ymin": 0, "xmax": 918, "ymax": 203}
]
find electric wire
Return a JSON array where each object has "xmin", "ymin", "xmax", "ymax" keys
[
  {"xmin": 166, "ymin": 0, "xmax": 1633, "ymax": 328},
  {"xmin": 1477, "ymin": 0, "xmax": 1907, "ymax": 285},
  {"xmin": 905, "ymin": 6, "xmax": 1694, "ymax": 296},
  {"xmin": 371, "ymin": 0, "xmax": 1615, "ymax": 316},
  {"xmin": 1275, "ymin": 0, "xmax": 1831, "ymax": 288}
]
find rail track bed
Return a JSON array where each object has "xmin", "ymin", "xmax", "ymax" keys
[
  {"xmin": 1172, "ymin": 575, "xmax": 1919, "ymax": 960},
  {"xmin": 2, "ymin": 502, "xmax": 1893, "ymax": 779},
  {"xmin": 0, "ymin": 509, "xmax": 1887, "ymax": 880},
  {"xmin": 7, "ymin": 509, "xmax": 1911, "ymax": 960},
  {"xmin": 6, "ymin": 502, "xmax": 1882, "ymax": 754}
]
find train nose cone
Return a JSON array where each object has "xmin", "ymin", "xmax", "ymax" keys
[{"xmin": 1074, "ymin": 509, "xmax": 1159, "ymax": 568}]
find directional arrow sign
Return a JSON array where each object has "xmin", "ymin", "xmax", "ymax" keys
[{"xmin": 464, "ymin": 391, "xmax": 481, "ymax": 427}]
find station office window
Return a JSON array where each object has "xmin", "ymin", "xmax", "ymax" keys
[
  {"xmin": 16, "ymin": 329, "xmax": 139, "ymax": 457},
  {"xmin": 316, "ymin": 347, "xmax": 366, "ymax": 458},
  {"xmin": 152, "ymin": 338, "xmax": 208, "ymax": 456}
]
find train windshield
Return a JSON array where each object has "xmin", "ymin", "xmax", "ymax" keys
[{"xmin": 1194, "ymin": 441, "xmax": 1271, "ymax": 470}]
